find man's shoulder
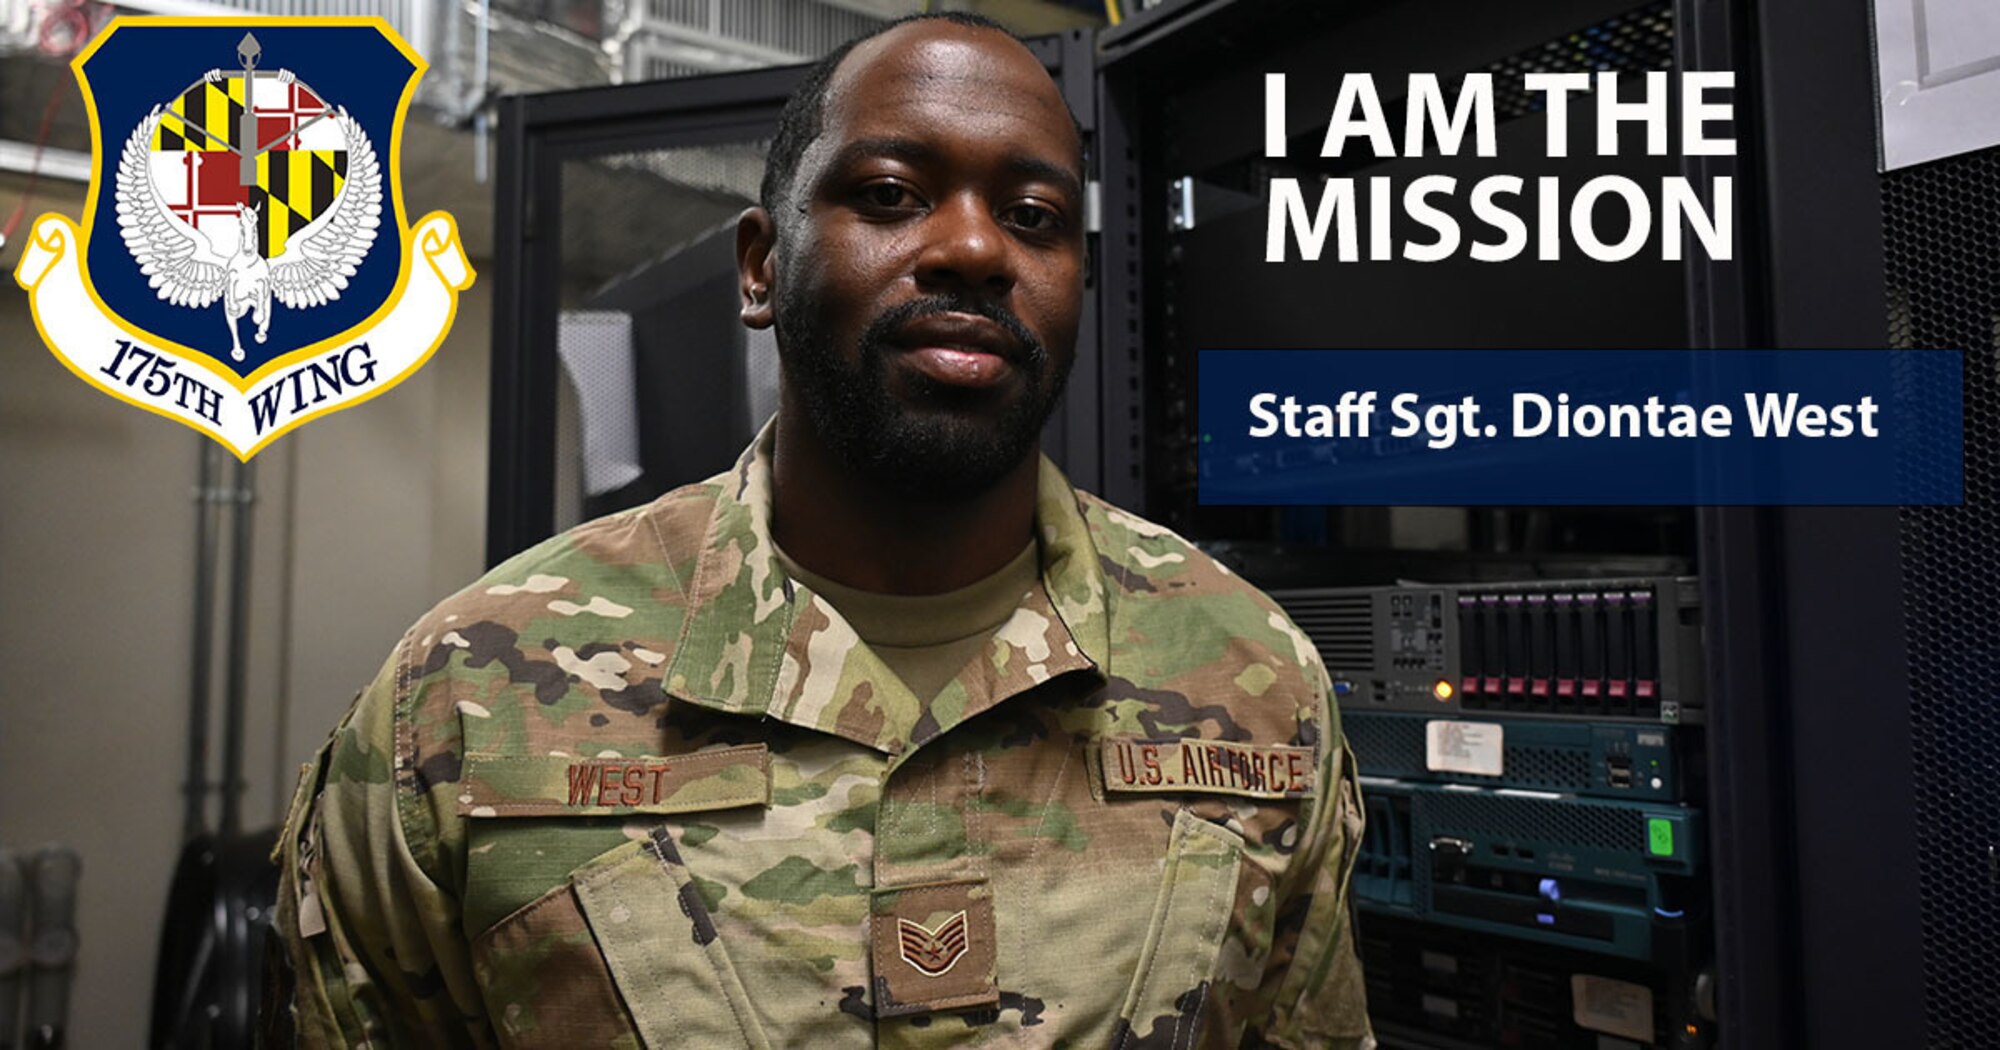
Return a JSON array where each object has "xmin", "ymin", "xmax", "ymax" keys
[
  {"xmin": 389, "ymin": 474, "xmax": 731, "ymax": 730},
  {"xmin": 418, "ymin": 475, "xmax": 725, "ymax": 632},
  {"xmin": 1073, "ymin": 489, "xmax": 1327, "ymax": 686},
  {"xmin": 1077, "ymin": 490, "xmax": 1300, "ymax": 627}
]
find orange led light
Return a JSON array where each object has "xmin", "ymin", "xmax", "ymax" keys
[{"xmin": 1433, "ymin": 679, "xmax": 1455, "ymax": 700}]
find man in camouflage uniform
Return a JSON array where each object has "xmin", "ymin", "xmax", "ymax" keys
[{"xmin": 274, "ymin": 12, "xmax": 1372, "ymax": 1048}]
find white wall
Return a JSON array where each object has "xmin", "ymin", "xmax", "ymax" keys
[{"xmin": 0, "ymin": 168, "xmax": 491, "ymax": 1047}]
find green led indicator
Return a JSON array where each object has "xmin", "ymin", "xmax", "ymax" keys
[{"xmin": 1648, "ymin": 817, "xmax": 1675, "ymax": 857}]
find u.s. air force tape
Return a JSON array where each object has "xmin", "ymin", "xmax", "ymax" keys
[
  {"xmin": 1099, "ymin": 737, "xmax": 1316, "ymax": 799},
  {"xmin": 456, "ymin": 743, "xmax": 770, "ymax": 817}
]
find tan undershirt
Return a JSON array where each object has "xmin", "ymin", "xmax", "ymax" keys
[{"xmin": 772, "ymin": 540, "xmax": 1041, "ymax": 704}]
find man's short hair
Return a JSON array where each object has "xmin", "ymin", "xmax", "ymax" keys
[{"xmin": 756, "ymin": 12, "xmax": 1078, "ymax": 220}]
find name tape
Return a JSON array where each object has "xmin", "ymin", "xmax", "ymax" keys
[
  {"xmin": 1100, "ymin": 736, "xmax": 1316, "ymax": 799},
  {"xmin": 458, "ymin": 743, "xmax": 770, "ymax": 817}
]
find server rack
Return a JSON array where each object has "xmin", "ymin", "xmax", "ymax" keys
[
  {"xmin": 486, "ymin": 0, "xmax": 1981, "ymax": 1043},
  {"xmin": 1092, "ymin": 1, "xmax": 1936, "ymax": 1044}
]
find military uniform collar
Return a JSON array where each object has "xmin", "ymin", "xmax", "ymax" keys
[{"xmin": 664, "ymin": 424, "xmax": 1111, "ymax": 755}]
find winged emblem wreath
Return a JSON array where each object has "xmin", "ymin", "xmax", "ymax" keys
[{"xmin": 115, "ymin": 52, "xmax": 382, "ymax": 362}]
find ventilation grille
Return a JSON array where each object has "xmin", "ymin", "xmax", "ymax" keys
[
  {"xmin": 1475, "ymin": 0, "xmax": 1675, "ymax": 120},
  {"xmin": 1499, "ymin": 745, "xmax": 1596, "ymax": 791},
  {"xmin": 1887, "ymin": 144, "xmax": 2000, "ymax": 1048},
  {"xmin": 1425, "ymin": 791, "xmax": 1642, "ymax": 853},
  {"xmin": 1345, "ymin": 717, "xmax": 1596, "ymax": 792},
  {"xmin": 1345, "ymin": 713, "xmax": 1428, "ymax": 773},
  {"xmin": 643, "ymin": 0, "xmax": 883, "ymax": 59},
  {"xmin": 1280, "ymin": 591, "xmax": 1375, "ymax": 670},
  {"xmin": 644, "ymin": 57, "xmax": 710, "ymax": 81}
]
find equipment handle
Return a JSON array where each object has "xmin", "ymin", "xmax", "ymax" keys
[
  {"xmin": 24, "ymin": 848, "xmax": 79, "ymax": 1050},
  {"xmin": 0, "ymin": 848, "xmax": 27, "ymax": 1050}
]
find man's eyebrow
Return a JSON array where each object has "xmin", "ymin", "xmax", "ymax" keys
[
  {"xmin": 1002, "ymin": 154, "xmax": 1085, "ymax": 203},
  {"xmin": 820, "ymin": 137, "xmax": 1084, "ymax": 202},
  {"xmin": 821, "ymin": 137, "xmax": 939, "ymax": 177}
]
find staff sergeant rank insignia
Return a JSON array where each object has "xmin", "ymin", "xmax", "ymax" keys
[
  {"xmin": 12, "ymin": 18, "xmax": 473, "ymax": 459},
  {"xmin": 897, "ymin": 911, "xmax": 971, "ymax": 977}
]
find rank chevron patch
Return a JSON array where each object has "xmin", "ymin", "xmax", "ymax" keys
[{"xmin": 897, "ymin": 910, "xmax": 971, "ymax": 977}]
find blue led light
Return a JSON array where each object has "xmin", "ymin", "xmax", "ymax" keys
[
  {"xmin": 1538, "ymin": 878, "xmax": 1562, "ymax": 902},
  {"xmin": 1536, "ymin": 913, "xmax": 1556, "ymax": 926},
  {"xmin": 1655, "ymin": 907, "xmax": 1685, "ymax": 919}
]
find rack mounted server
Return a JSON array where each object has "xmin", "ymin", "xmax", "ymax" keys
[
  {"xmin": 1275, "ymin": 576, "xmax": 1712, "ymax": 1049},
  {"xmin": 1281, "ymin": 578, "xmax": 1704, "ymax": 724}
]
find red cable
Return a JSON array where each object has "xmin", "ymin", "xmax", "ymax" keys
[
  {"xmin": 3, "ymin": 0, "xmax": 103, "ymax": 247},
  {"xmin": 1, "ymin": 77, "xmax": 73, "ymax": 246}
]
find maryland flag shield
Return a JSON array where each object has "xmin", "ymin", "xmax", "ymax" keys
[{"xmin": 12, "ymin": 19, "xmax": 473, "ymax": 458}]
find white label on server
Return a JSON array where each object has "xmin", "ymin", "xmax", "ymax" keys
[
  {"xmin": 1571, "ymin": 974, "xmax": 1654, "ymax": 1042},
  {"xmin": 1420, "ymin": 994, "xmax": 1460, "ymax": 1019},
  {"xmin": 1426, "ymin": 720, "xmax": 1504, "ymax": 777}
]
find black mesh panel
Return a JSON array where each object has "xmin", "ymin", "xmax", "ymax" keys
[{"xmin": 1885, "ymin": 145, "xmax": 2000, "ymax": 1049}]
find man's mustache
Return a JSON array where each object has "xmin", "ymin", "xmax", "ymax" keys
[{"xmin": 862, "ymin": 294, "xmax": 1046, "ymax": 368}]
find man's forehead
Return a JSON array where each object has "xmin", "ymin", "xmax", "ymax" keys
[{"xmin": 814, "ymin": 23, "xmax": 1079, "ymax": 168}]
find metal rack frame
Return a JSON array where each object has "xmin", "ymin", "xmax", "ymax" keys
[
  {"xmin": 486, "ymin": 3, "xmax": 1938, "ymax": 1044},
  {"xmin": 1092, "ymin": 0, "xmax": 1929, "ymax": 1045},
  {"xmin": 1685, "ymin": 0, "xmax": 1926, "ymax": 1042}
]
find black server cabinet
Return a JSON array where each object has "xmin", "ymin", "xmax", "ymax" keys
[{"xmin": 489, "ymin": 1, "xmax": 1980, "ymax": 1045}]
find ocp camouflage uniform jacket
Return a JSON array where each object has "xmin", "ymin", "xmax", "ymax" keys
[{"xmin": 276, "ymin": 433, "xmax": 1373, "ymax": 1049}]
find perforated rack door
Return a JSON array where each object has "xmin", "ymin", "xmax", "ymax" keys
[{"xmin": 1886, "ymin": 145, "xmax": 2000, "ymax": 1049}]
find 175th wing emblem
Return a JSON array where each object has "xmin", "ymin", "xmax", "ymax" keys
[
  {"xmin": 13, "ymin": 18, "xmax": 470, "ymax": 459},
  {"xmin": 897, "ymin": 910, "xmax": 971, "ymax": 977},
  {"xmin": 116, "ymin": 35, "xmax": 382, "ymax": 362}
]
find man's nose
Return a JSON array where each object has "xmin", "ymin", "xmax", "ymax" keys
[{"xmin": 915, "ymin": 194, "xmax": 1016, "ymax": 297}]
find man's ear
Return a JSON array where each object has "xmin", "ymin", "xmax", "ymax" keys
[{"xmin": 736, "ymin": 206, "xmax": 777, "ymax": 330}]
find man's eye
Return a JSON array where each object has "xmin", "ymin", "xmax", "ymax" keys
[
  {"xmin": 1004, "ymin": 203, "xmax": 1064, "ymax": 234},
  {"xmin": 858, "ymin": 182, "xmax": 919, "ymax": 210}
]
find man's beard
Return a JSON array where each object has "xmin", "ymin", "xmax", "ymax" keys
[{"xmin": 774, "ymin": 291, "xmax": 1069, "ymax": 500}]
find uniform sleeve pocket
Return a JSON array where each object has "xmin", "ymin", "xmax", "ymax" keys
[
  {"xmin": 1112, "ymin": 807, "xmax": 1245, "ymax": 1050},
  {"xmin": 568, "ymin": 831, "xmax": 772, "ymax": 1050},
  {"xmin": 471, "ymin": 879, "xmax": 640, "ymax": 1048}
]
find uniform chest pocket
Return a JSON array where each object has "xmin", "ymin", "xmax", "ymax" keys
[
  {"xmin": 570, "ymin": 830, "xmax": 773, "ymax": 1049},
  {"xmin": 1112, "ymin": 807, "xmax": 1245, "ymax": 1050},
  {"xmin": 470, "ymin": 829, "xmax": 771, "ymax": 1050},
  {"xmin": 461, "ymin": 746, "xmax": 775, "ymax": 1049},
  {"xmin": 470, "ymin": 871, "xmax": 636, "ymax": 1049}
]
